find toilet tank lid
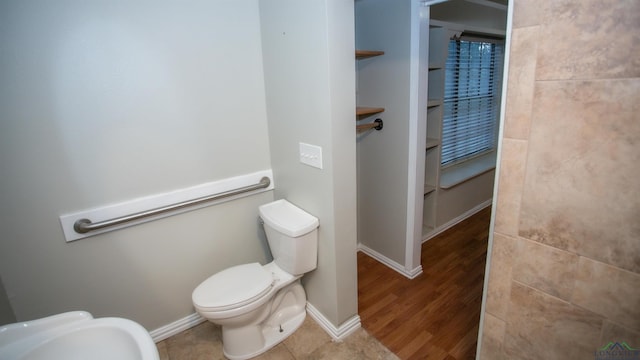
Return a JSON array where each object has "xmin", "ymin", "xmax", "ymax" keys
[{"xmin": 259, "ymin": 199, "xmax": 319, "ymax": 237}]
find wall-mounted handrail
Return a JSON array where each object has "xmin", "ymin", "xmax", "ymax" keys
[{"xmin": 73, "ymin": 176, "xmax": 271, "ymax": 234}]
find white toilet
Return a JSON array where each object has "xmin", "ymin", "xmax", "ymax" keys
[{"xmin": 192, "ymin": 199, "xmax": 319, "ymax": 360}]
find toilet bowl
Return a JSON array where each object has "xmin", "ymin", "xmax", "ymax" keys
[{"xmin": 192, "ymin": 199, "xmax": 318, "ymax": 360}]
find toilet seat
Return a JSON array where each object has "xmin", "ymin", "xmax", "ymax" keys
[{"xmin": 192, "ymin": 263, "xmax": 273, "ymax": 312}]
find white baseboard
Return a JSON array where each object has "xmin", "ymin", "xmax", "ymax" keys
[
  {"xmin": 149, "ymin": 303, "xmax": 364, "ymax": 344},
  {"xmin": 149, "ymin": 312, "xmax": 206, "ymax": 343},
  {"xmin": 422, "ymin": 199, "xmax": 492, "ymax": 243},
  {"xmin": 306, "ymin": 302, "xmax": 361, "ymax": 342},
  {"xmin": 357, "ymin": 244, "xmax": 423, "ymax": 279}
]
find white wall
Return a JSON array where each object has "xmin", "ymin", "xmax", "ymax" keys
[
  {"xmin": 355, "ymin": 0, "xmax": 412, "ymax": 266},
  {"xmin": 436, "ymin": 170, "xmax": 495, "ymax": 226},
  {"xmin": 259, "ymin": 0, "xmax": 358, "ymax": 327},
  {"xmin": 0, "ymin": 0, "xmax": 274, "ymax": 329}
]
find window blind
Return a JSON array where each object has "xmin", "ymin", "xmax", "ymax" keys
[{"xmin": 441, "ymin": 38, "xmax": 504, "ymax": 166}]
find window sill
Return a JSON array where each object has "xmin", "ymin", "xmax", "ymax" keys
[{"xmin": 440, "ymin": 153, "xmax": 496, "ymax": 189}]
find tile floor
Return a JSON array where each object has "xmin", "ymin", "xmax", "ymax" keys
[{"xmin": 156, "ymin": 316, "xmax": 399, "ymax": 360}]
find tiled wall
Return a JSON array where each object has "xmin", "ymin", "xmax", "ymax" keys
[{"xmin": 480, "ymin": 0, "xmax": 640, "ymax": 359}]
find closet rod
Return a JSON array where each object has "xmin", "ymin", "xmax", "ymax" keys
[
  {"xmin": 73, "ymin": 177, "xmax": 271, "ymax": 234},
  {"xmin": 357, "ymin": 118, "xmax": 384, "ymax": 132}
]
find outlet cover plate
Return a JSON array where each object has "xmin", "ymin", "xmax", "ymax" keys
[{"xmin": 299, "ymin": 142, "xmax": 323, "ymax": 169}]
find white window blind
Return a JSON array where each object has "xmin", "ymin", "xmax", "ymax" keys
[{"xmin": 441, "ymin": 37, "xmax": 504, "ymax": 166}]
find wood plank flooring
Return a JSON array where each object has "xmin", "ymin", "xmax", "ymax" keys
[{"xmin": 358, "ymin": 207, "xmax": 491, "ymax": 360}]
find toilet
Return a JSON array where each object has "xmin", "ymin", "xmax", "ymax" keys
[{"xmin": 192, "ymin": 199, "xmax": 319, "ymax": 360}]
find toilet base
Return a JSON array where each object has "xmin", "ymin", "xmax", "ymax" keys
[
  {"xmin": 220, "ymin": 280, "xmax": 307, "ymax": 360},
  {"xmin": 223, "ymin": 311, "xmax": 305, "ymax": 360}
]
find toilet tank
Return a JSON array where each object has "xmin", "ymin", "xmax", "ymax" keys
[{"xmin": 258, "ymin": 199, "xmax": 319, "ymax": 275}]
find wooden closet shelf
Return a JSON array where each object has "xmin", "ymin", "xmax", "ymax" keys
[
  {"xmin": 427, "ymin": 99, "xmax": 443, "ymax": 108},
  {"xmin": 356, "ymin": 50, "xmax": 385, "ymax": 59},
  {"xmin": 356, "ymin": 107, "xmax": 385, "ymax": 117},
  {"xmin": 424, "ymin": 184, "xmax": 436, "ymax": 195}
]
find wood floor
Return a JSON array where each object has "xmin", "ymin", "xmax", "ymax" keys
[{"xmin": 358, "ymin": 207, "xmax": 491, "ymax": 360}]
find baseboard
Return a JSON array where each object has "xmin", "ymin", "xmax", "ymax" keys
[
  {"xmin": 357, "ymin": 244, "xmax": 423, "ymax": 279},
  {"xmin": 149, "ymin": 303, "xmax": 364, "ymax": 344},
  {"xmin": 149, "ymin": 312, "xmax": 206, "ymax": 343},
  {"xmin": 422, "ymin": 199, "xmax": 492, "ymax": 243},
  {"xmin": 306, "ymin": 302, "xmax": 361, "ymax": 342}
]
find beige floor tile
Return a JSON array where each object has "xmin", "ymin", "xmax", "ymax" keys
[
  {"xmin": 163, "ymin": 322, "xmax": 225, "ymax": 360},
  {"xmin": 156, "ymin": 340, "xmax": 170, "ymax": 360},
  {"xmin": 157, "ymin": 316, "xmax": 396, "ymax": 360},
  {"xmin": 253, "ymin": 343, "xmax": 295, "ymax": 360},
  {"xmin": 342, "ymin": 328, "xmax": 399, "ymax": 360},
  {"xmin": 282, "ymin": 316, "xmax": 332, "ymax": 357}
]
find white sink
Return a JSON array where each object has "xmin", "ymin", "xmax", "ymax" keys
[{"xmin": 0, "ymin": 311, "xmax": 159, "ymax": 360}]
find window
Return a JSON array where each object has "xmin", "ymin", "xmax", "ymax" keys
[{"xmin": 441, "ymin": 37, "xmax": 504, "ymax": 167}]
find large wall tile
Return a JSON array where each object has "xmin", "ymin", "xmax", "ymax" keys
[
  {"xmin": 503, "ymin": 26, "xmax": 538, "ymax": 140},
  {"xmin": 494, "ymin": 139, "xmax": 528, "ymax": 236},
  {"xmin": 599, "ymin": 321, "xmax": 640, "ymax": 349},
  {"xmin": 519, "ymin": 79, "xmax": 640, "ymax": 273},
  {"xmin": 572, "ymin": 257, "xmax": 640, "ymax": 332},
  {"xmin": 480, "ymin": 313, "xmax": 506, "ymax": 360},
  {"xmin": 512, "ymin": 239, "xmax": 578, "ymax": 301},
  {"xmin": 504, "ymin": 283, "xmax": 603, "ymax": 360},
  {"xmin": 536, "ymin": 0, "xmax": 640, "ymax": 80},
  {"xmin": 511, "ymin": 0, "xmax": 541, "ymax": 28},
  {"xmin": 485, "ymin": 233, "xmax": 517, "ymax": 320},
  {"xmin": 482, "ymin": 2, "xmax": 640, "ymax": 359}
]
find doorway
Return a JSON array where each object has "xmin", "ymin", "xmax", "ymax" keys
[{"xmin": 355, "ymin": 0, "xmax": 509, "ymax": 358}]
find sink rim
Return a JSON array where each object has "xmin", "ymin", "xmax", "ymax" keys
[{"xmin": 0, "ymin": 311, "xmax": 159, "ymax": 360}]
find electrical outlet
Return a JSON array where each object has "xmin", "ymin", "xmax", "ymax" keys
[{"xmin": 299, "ymin": 143, "xmax": 323, "ymax": 169}]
